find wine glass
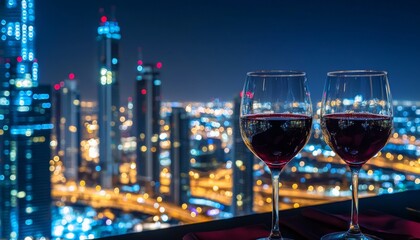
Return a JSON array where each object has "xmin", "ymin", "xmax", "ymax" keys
[
  {"xmin": 320, "ymin": 70, "xmax": 393, "ymax": 240},
  {"xmin": 240, "ymin": 70, "xmax": 313, "ymax": 239}
]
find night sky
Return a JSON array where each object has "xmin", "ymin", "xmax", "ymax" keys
[{"xmin": 36, "ymin": 0, "xmax": 420, "ymax": 103}]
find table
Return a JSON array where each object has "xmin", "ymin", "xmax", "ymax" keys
[{"xmin": 98, "ymin": 190, "xmax": 419, "ymax": 240}]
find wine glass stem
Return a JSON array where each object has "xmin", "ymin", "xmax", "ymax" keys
[
  {"xmin": 270, "ymin": 169, "xmax": 282, "ymax": 239},
  {"xmin": 349, "ymin": 167, "xmax": 361, "ymax": 235}
]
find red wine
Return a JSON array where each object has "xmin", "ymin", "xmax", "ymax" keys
[
  {"xmin": 240, "ymin": 113, "xmax": 312, "ymax": 170},
  {"xmin": 322, "ymin": 113, "xmax": 392, "ymax": 168}
]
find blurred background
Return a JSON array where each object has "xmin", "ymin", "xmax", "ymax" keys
[{"xmin": 0, "ymin": 0, "xmax": 419, "ymax": 239}]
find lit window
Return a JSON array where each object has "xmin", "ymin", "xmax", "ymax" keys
[{"xmin": 68, "ymin": 126, "xmax": 77, "ymax": 132}]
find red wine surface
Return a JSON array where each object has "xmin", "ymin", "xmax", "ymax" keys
[
  {"xmin": 322, "ymin": 113, "xmax": 392, "ymax": 167},
  {"xmin": 240, "ymin": 113, "xmax": 312, "ymax": 170}
]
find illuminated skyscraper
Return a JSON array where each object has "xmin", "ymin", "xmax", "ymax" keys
[
  {"xmin": 169, "ymin": 107, "xmax": 191, "ymax": 205},
  {"xmin": 52, "ymin": 74, "xmax": 81, "ymax": 183},
  {"xmin": 135, "ymin": 60, "xmax": 162, "ymax": 192},
  {"xmin": 231, "ymin": 95, "xmax": 254, "ymax": 216},
  {"xmin": 79, "ymin": 101, "xmax": 100, "ymax": 186},
  {"xmin": 119, "ymin": 98, "xmax": 138, "ymax": 189},
  {"xmin": 97, "ymin": 14, "xmax": 121, "ymax": 189},
  {"xmin": 0, "ymin": 1, "xmax": 52, "ymax": 239}
]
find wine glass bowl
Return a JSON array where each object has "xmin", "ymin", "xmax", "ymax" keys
[
  {"xmin": 320, "ymin": 70, "xmax": 393, "ymax": 240},
  {"xmin": 241, "ymin": 113, "xmax": 312, "ymax": 170},
  {"xmin": 240, "ymin": 70, "xmax": 313, "ymax": 239},
  {"xmin": 322, "ymin": 113, "xmax": 392, "ymax": 168}
]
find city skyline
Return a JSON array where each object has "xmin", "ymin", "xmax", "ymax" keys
[{"xmin": 37, "ymin": 0, "xmax": 420, "ymax": 102}]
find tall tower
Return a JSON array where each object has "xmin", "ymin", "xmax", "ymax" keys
[
  {"xmin": 135, "ymin": 60, "xmax": 162, "ymax": 192},
  {"xmin": 52, "ymin": 74, "xmax": 81, "ymax": 183},
  {"xmin": 169, "ymin": 107, "xmax": 191, "ymax": 205},
  {"xmin": 0, "ymin": 1, "xmax": 52, "ymax": 239},
  {"xmin": 97, "ymin": 14, "xmax": 121, "ymax": 189},
  {"xmin": 79, "ymin": 101, "xmax": 100, "ymax": 186},
  {"xmin": 231, "ymin": 94, "xmax": 254, "ymax": 216}
]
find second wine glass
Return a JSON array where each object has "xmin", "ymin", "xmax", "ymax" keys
[
  {"xmin": 240, "ymin": 70, "xmax": 313, "ymax": 239},
  {"xmin": 320, "ymin": 70, "xmax": 393, "ymax": 240}
]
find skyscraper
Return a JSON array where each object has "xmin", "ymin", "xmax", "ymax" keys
[
  {"xmin": 52, "ymin": 74, "xmax": 81, "ymax": 183},
  {"xmin": 231, "ymin": 94, "xmax": 254, "ymax": 216},
  {"xmin": 119, "ymin": 98, "xmax": 138, "ymax": 189},
  {"xmin": 0, "ymin": 0, "xmax": 52, "ymax": 238},
  {"xmin": 79, "ymin": 101, "xmax": 101, "ymax": 186},
  {"xmin": 169, "ymin": 107, "xmax": 191, "ymax": 205},
  {"xmin": 135, "ymin": 60, "xmax": 162, "ymax": 192},
  {"xmin": 97, "ymin": 14, "xmax": 121, "ymax": 189}
]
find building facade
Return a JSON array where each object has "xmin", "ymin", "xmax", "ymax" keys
[
  {"xmin": 0, "ymin": 1, "xmax": 52, "ymax": 238},
  {"xmin": 79, "ymin": 101, "xmax": 101, "ymax": 186},
  {"xmin": 231, "ymin": 95, "xmax": 254, "ymax": 216},
  {"xmin": 135, "ymin": 61, "xmax": 162, "ymax": 192},
  {"xmin": 169, "ymin": 107, "xmax": 191, "ymax": 205},
  {"xmin": 97, "ymin": 15, "xmax": 121, "ymax": 189},
  {"xmin": 52, "ymin": 76, "xmax": 81, "ymax": 183}
]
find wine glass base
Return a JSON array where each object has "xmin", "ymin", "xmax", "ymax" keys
[{"xmin": 321, "ymin": 231, "xmax": 382, "ymax": 240}]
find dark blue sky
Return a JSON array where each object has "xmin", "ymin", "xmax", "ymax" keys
[{"xmin": 37, "ymin": 0, "xmax": 420, "ymax": 103}]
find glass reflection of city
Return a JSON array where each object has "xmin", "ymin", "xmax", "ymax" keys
[{"xmin": 1, "ymin": 1, "xmax": 419, "ymax": 240}]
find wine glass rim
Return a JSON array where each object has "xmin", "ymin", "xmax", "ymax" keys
[
  {"xmin": 327, "ymin": 70, "xmax": 387, "ymax": 77},
  {"xmin": 247, "ymin": 70, "xmax": 306, "ymax": 77}
]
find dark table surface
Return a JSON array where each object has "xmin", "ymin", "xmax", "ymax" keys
[{"xmin": 98, "ymin": 190, "xmax": 420, "ymax": 240}]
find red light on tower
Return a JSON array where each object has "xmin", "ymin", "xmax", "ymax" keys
[
  {"xmin": 17, "ymin": 56, "xmax": 23, "ymax": 62},
  {"xmin": 137, "ymin": 60, "xmax": 143, "ymax": 65},
  {"xmin": 239, "ymin": 91, "xmax": 254, "ymax": 99},
  {"xmin": 54, "ymin": 84, "xmax": 60, "ymax": 91},
  {"xmin": 141, "ymin": 89, "xmax": 147, "ymax": 95},
  {"xmin": 100, "ymin": 16, "xmax": 107, "ymax": 23},
  {"xmin": 68, "ymin": 73, "xmax": 75, "ymax": 80},
  {"xmin": 156, "ymin": 62, "xmax": 162, "ymax": 69},
  {"xmin": 246, "ymin": 91, "xmax": 254, "ymax": 98}
]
